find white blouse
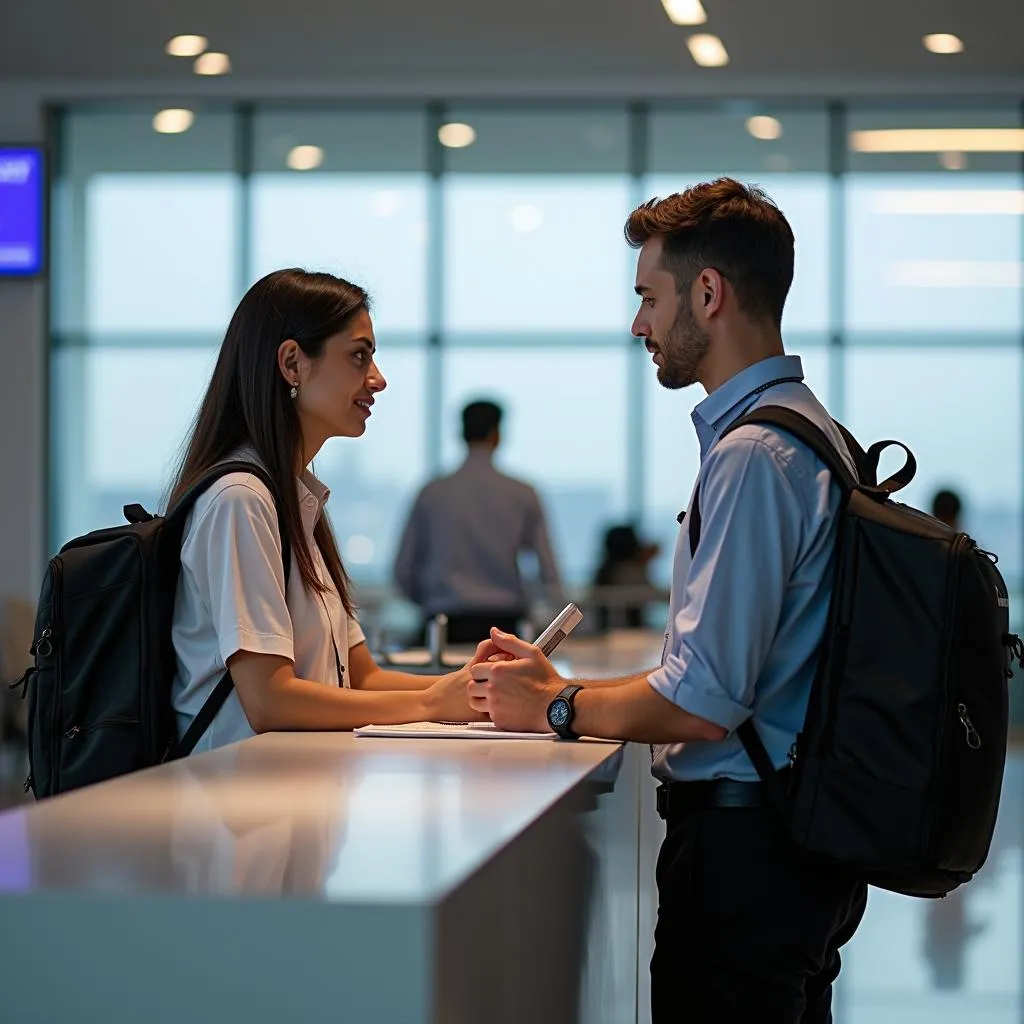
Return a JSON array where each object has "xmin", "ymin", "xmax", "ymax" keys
[{"xmin": 171, "ymin": 455, "xmax": 364, "ymax": 753}]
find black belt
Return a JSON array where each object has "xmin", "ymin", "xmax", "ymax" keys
[{"xmin": 656, "ymin": 771, "xmax": 791, "ymax": 819}]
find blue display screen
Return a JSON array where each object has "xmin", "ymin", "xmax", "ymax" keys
[{"xmin": 0, "ymin": 147, "xmax": 44, "ymax": 276}]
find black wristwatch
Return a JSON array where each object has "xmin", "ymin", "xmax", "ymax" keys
[{"xmin": 547, "ymin": 684, "xmax": 583, "ymax": 740}]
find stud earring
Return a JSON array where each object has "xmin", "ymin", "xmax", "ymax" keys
[{"xmin": 290, "ymin": 382, "xmax": 299, "ymax": 400}]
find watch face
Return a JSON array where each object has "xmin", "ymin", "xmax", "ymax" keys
[{"xmin": 549, "ymin": 699, "xmax": 571, "ymax": 729}]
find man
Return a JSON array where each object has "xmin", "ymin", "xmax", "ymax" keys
[
  {"xmin": 468, "ymin": 179, "xmax": 867, "ymax": 1023},
  {"xmin": 394, "ymin": 399, "xmax": 562, "ymax": 645}
]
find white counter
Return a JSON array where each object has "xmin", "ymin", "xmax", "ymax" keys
[{"xmin": 0, "ymin": 633, "xmax": 666, "ymax": 1024}]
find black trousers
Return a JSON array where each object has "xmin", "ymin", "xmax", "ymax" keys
[
  {"xmin": 419, "ymin": 611, "xmax": 523, "ymax": 646},
  {"xmin": 651, "ymin": 805, "xmax": 868, "ymax": 1024}
]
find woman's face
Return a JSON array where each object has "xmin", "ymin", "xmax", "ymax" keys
[{"xmin": 293, "ymin": 309, "xmax": 388, "ymax": 445}]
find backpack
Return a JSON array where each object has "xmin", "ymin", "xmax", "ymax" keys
[
  {"xmin": 687, "ymin": 405, "xmax": 1020, "ymax": 898},
  {"xmin": 9, "ymin": 461, "xmax": 291, "ymax": 799}
]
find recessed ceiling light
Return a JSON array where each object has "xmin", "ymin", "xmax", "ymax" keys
[
  {"xmin": 687, "ymin": 33, "xmax": 729, "ymax": 67},
  {"xmin": 194, "ymin": 52, "xmax": 231, "ymax": 76},
  {"xmin": 438, "ymin": 123, "xmax": 477, "ymax": 148},
  {"xmin": 850, "ymin": 128, "xmax": 1024, "ymax": 153},
  {"xmin": 939, "ymin": 151, "xmax": 968, "ymax": 171},
  {"xmin": 923, "ymin": 33, "xmax": 964, "ymax": 54},
  {"xmin": 165, "ymin": 35, "xmax": 207, "ymax": 58},
  {"xmin": 661, "ymin": 0, "xmax": 707, "ymax": 26},
  {"xmin": 746, "ymin": 115, "xmax": 782, "ymax": 141},
  {"xmin": 286, "ymin": 145, "xmax": 324, "ymax": 171},
  {"xmin": 152, "ymin": 109, "xmax": 194, "ymax": 134}
]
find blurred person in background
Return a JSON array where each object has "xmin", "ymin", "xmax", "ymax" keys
[
  {"xmin": 592, "ymin": 524, "xmax": 662, "ymax": 631},
  {"xmin": 932, "ymin": 488, "xmax": 963, "ymax": 530},
  {"xmin": 393, "ymin": 399, "xmax": 562, "ymax": 645}
]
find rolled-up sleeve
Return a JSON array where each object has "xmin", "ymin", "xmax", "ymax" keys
[
  {"xmin": 647, "ymin": 435, "xmax": 804, "ymax": 731},
  {"xmin": 181, "ymin": 481, "xmax": 295, "ymax": 666}
]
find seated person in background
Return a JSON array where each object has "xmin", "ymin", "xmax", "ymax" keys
[
  {"xmin": 592, "ymin": 524, "xmax": 661, "ymax": 631},
  {"xmin": 932, "ymin": 488, "xmax": 963, "ymax": 531},
  {"xmin": 393, "ymin": 399, "xmax": 563, "ymax": 645},
  {"xmin": 168, "ymin": 269, "xmax": 480, "ymax": 754}
]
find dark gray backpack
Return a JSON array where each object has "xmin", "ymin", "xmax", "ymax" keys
[
  {"xmin": 10, "ymin": 461, "xmax": 289, "ymax": 798},
  {"xmin": 688, "ymin": 405, "xmax": 1019, "ymax": 897}
]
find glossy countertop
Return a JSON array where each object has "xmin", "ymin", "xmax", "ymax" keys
[{"xmin": 0, "ymin": 633, "xmax": 663, "ymax": 906}]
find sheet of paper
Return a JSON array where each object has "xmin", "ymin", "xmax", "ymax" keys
[{"xmin": 354, "ymin": 721, "xmax": 557, "ymax": 741}]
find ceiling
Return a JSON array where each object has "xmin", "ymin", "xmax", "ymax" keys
[{"xmin": 1, "ymin": 0, "xmax": 1023, "ymax": 96}]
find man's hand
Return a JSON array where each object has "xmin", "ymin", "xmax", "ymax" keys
[{"xmin": 467, "ymin": 628, "xmax": 564, "ymax": 732}]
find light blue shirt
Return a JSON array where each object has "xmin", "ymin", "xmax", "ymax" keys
[{"xmin": 649, "ymin": 354, "xmax": 857, "ymax": 782}]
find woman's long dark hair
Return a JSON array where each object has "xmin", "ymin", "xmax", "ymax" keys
[{"xmin": 169, "ymin": 269, "xmax": 369, "ymax": 613}]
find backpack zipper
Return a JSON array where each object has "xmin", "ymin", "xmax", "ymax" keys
[
  {"xmin": 63, "ymin": 715, "xmax": 140, "ymax": 740},
  {"xmin": 956, "ymin": 703, "xmax": 981, "ymax": 750},
  {"xmin": 923, "ymin": 533, "xmax": 970, "ymax": 854}
]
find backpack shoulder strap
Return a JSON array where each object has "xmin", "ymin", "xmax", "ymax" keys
[
  {"xmin": 165, "ymin": 460, "xmax": 293, "ymax": 760},
  {"xmin": 724, "ymin": 405, "xmax": 862, "ymax": 493},
  {"xmin": 686, "ymin": 405, "xmax": 863, "ymax": 558}
]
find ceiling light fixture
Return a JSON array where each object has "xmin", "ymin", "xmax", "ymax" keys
[
  {"xmin": 923, "ymin": 33, "xmax": 964, "ymax": 54},
  {"xmin": 871, "ymin": 189, "xmax": 1024, "ymax": 216},
  {"xmin": 152, "ymin": 109, "xmax": 195, "ymax": 134},
  {"xmin": 746, "ymin": 115, "xmax": 782, "ymax": 140},
  {"xmin": 194, "ymin": 52, "xmax": 231, "ymax": 76},
  {"xmin": 438, "ymin": 123, "xmax": 477, "ymax": 148},
  {"xmin": 850, "ymin": 128, "xmax": 1024, "ymax": 153},
  {"xmin": 287, "ymin": 145, "xmax": 324, "ymax": 171},
  {"xmin": 165, "ymin": 35, "xmax": 207, "ymax": 58},
  {"xmin": 687, "ymin": 34, "xmax": 729, "ymax": 67},
  {"xmin": 887, "ymin": 260, "xmax": 1021, "ymax": 289},
  {"xmin": 661, "ymin": 0, "xmax": 707, "ymax": 26}
]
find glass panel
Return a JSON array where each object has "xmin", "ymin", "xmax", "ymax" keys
[
  {"xmin": 443, "ymin": 175, "xmax": 634, "ymax": 333},
  {"xmin": 641, "ymin": 345, "xmax": 832, "ymax": 588},
  {"xmin": 442, "ymin": 108, "xmax": 633, "ymax": 335},
  {"xmin": 251, "ymin": 175, "xmax": 429, "ymax": 334},
  {"xmin": 251, "ymin": 109, "xmax": 429, "ymax": 334},
  {"xmin": 844, "ymin": 347, "xmax": 1022, "ymax": 599},
  {"xmin": 438, "ymin": 346, "xmax": 630, "ymax": 585},
  {"xmin": 54, "ymin": 109, "xmax": 238, "ymax": 336},
  {"xmin": 51, "ymin": 346, "xmax": 217, "ymax": 547},
  {"xmin": 845, "ymin": 107, "xmax": 1023, "ymax": 336}
]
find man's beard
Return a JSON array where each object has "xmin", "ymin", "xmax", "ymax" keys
[{"xmin": 655, "ymin": 298, "xmax": 711, "ymax": 391}]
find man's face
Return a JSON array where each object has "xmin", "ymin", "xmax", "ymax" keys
[{"xmin": 631, "ymin": 236, "xmax": 710, "ymax": 391}]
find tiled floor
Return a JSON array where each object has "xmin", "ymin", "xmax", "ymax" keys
[{"xmin": 1, "ymin": 741, "xmax": 1020, "ymax": 1020}]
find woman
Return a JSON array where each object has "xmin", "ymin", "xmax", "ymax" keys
[{"xmin": 168, "ymin": 269, "xmax": 478, "ymax": 752}]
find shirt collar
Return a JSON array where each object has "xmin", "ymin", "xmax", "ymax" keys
[
  {"xmin": 298, "ymin": 466, "xmax": 330, "ymax": 529},
  {"xmin": 691, "ymin": 354, "xmax": 804, "ymax": 459}
]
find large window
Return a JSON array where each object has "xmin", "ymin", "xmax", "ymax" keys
[{"xmin": 51, "ymin": 101, "xmax": 1024, "ymax": 618}]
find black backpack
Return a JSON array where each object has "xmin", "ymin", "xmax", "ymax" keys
[
  {"xmin": 9, "ymin": 461, "xmax": 290, "ymax": 799},
  {"xmin": 687, "ymin": 405, "xmax": 1020, "ymax": 898}
]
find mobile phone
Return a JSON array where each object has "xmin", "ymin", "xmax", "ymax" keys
[{"xmin": 534, "ymin": 603, "xmax": 583, "ymax": 657}]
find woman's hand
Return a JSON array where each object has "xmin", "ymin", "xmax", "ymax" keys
[{"xmin": 421, "ymin": 665, "xmax": 490, "ymax": 723}]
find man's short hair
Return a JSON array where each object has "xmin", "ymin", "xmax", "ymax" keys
[
  {"xmin": 462, "ymin": 400, "xmax": 503, "ymax": 443},
  {"xmin": 624, "ymin": 177, "xmax": 795, "ymax": 327}
]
